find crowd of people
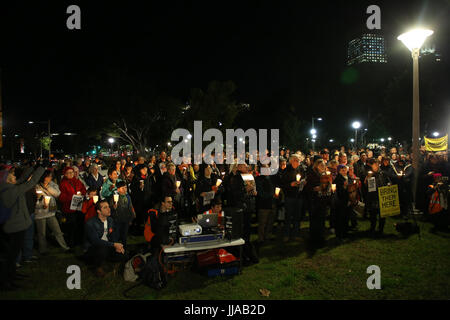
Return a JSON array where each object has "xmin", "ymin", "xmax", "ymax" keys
[{"xmin": 0, "ymin": 145, "xmax": 449, "ymax": 291}]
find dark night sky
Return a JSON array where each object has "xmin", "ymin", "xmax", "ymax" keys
[{"xmin": 0, "ymin": 0, "xmax": 449, "ymax": 146}]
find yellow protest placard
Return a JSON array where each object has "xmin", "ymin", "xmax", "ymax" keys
[
  {"xmin": 378, "ymin": 185, "xmax": 400, "ymax": 217},
  {"xmin": 424, "ymin": 135, "xmax": 448, "ymax": 152}
]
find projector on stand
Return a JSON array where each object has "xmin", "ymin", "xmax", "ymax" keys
[{"xmin": 178, "ymin": 223, "xmax": 202, "ymax": 237}]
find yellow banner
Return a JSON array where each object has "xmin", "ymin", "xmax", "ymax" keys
[
  {"xmin": 378, "ymin": 185, "xmax": 401, "ymax": 218},
  {"xmin": 424, "ymin": 135, "xmax": 448, "ymax": 152}
]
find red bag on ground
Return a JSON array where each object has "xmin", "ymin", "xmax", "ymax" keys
[{"xmin": 197, "ymin": 249, "xmax": 237, "ymax": 268}]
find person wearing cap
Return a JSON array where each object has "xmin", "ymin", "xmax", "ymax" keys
[
  {"xmin": 0, "ymin": 165, "xmax": 45, "ymax": 291},
  {"xmin": 59, "ymin": 166, "xmax": 87, "ymax": 248},
  {"xmin": 364, "ymin": 158, "xmax": 391, "ymax": 236}
]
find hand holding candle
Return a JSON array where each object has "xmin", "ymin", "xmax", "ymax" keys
[
  {"xmin": 296, "ymin": 174, "xmax": 301, "ymax": 182},
  {"xmin": 44, "ymin": 196, "xmax": 51, "ymax": 207},
  {"xmin": 113, "ymin": 194, "xmax": 119, "ymax": 203},
  {"xmin": 176, "ymin": 181, "xmax": 181, "ymax": 188},
  {"xmin": 275, "ymin": 187, "xmax": 281, "ymax": 197},
  {"xmin": 331, "ymin": 184, "xmax": 336, "ymax": 192},
  {"xmin": 93, "ymin": 195, "xmax": 99, "ymax": 204},
  {"xmin": 216, "ymin": 179, "xmax": 222, "ymax": 187}
]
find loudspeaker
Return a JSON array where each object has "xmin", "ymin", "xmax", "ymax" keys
[{"xmin": 224, "ymin": 207, "xmax": 244, "ymax": 240}]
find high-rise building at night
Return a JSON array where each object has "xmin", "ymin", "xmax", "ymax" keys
[{"xmin": 347, "ymin": 34, "xmax": 387, "ymax": 66}]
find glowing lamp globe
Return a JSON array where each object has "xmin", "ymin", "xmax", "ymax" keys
[{"xmin": 398, "ymin": 29, "xmax": 433, "ymax": 51}]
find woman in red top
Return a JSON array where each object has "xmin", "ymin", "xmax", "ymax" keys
[{"xmin": 59, "ymin": 167, "xmax": 87, "ymax": 248}]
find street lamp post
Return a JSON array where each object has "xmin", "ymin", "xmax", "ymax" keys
[
  {"xmin": 29, "ymin": 120, "xmax": 51, "ymax": 158},
  {"xmin": 398, "ymin": 28, "xmax": 433, "ymax": 201},
  {"xmin": 352, "ymin": 121, "xmax": 361, "ymax": 150},
  {"xmin": 311, "ymin": 117, "xmax": 322, "ymax": 152},
  {"xmin": 108, "ymin": 138, "xmax": 115, "ymax": 157}
]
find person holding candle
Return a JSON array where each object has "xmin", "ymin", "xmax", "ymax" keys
[
  {"xmin": 109, "ymin": 181, "xmax": 135, "ymax": 249},
  {"xmin": 334, "ymin": 165, "xmax": 352, "ymax": 240},
  {"xmin": 305, "ymin": 159, "xmax": 330, "ymax": 248},
  {"xmin": 130, "ymin": 164, "xmax": 153, "ymax": 235},
  {"xmin": 255, "ymin": 164, "xmax": 277, "ymax": 247},
  {"xmin": 280, "ymin": 154, "xmax": 306, "ymax": 242},
  {"xmin": 81, "ymin": 188, "xmax": 99, "ymax": 223},
  {"xmin": 364, "ymin": 158, "xmax": 391, "ymax": 237},
  {"xmin": 391, "ymin": 157, "xmax": 414, "ymax": 218},
  {"xmin": 196, "ymin": 165, "xmax": 221, "ymax": 216},
  {"xmin": 59, "ymin": 167, "xmax": 87, "ymax": 248},
  {"xmin": 35, "ymin": 170, "xmax": 70, "ymax": 254},
  {"xmin": 101, "ymin": 168, "xmax": 122, "ymax": 200},
  {"xmin": 0, "ymin": 164, "xmax": 45, "ymax": 291}
]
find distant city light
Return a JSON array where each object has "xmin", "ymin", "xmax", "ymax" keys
[
  {"xmin": 350, "ymin": 138, "xmax": 355, "ymax": 142},
  {"xmin": 312, "ymin": 134, "xmax": 317, "ymax": 139},
  {"xmin": 187, "ymin": 134, "xmax": 192, "ymax": 139},
  {"xmin": 380, "ymin": 138, "xmax": 385, "ymax": 142},
  {"xmin": 388, "ymin": 137, "xmax": 392, "ymax": 141},
  {"xmin": 329, "ymin": 139, "xmax": 334, "ymax": 143},
  {"xmin": 108, "ymin": 138, "xmax": 115, "ymax": 143},
  {"xmin": 310, "ymin": 128, "xmax": 317, "ymax": 135},
  {"xmin": 432, "ymin": 132, "xmax": 439, "ymax": 137}
]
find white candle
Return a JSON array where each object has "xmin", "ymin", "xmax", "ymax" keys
[
  {"xmin": 77, "ymin": 191, "xmax": 81, "ymax": 195},
  {"xmin": 296, "ymin": 174, "xmax": 301, "ymax": 182},
  {"xmin": 221, "ymin": 172, "xmax": 226, "ymax": 176},
  {"xmin": 326, "ymin": 171, "xmax": 331, "ymax": 175},
  {"xmin": 36, "ymin": 190, "xmax": 43, "ymax": 196},
  {"xmin": 44, "ymin": 196, "xmax": 51, "ymax": 206},
  {"xmin": 176, "ymin": 181, "xmax": 181, "ymax": 188},
  {"xmin": 216, "ymin": 179, "xmax": 222, "ymax": 187},
  {"xmin": 93, "ymin": 195, "xmax": 99, "ymax": 204},
  {"xmin": 331, "ymin": 184, "xmax": 336, "ymax": 192},
  {"xmin": 113, "ymin": 194, "xmax": 119, "ymax": 203},
  {"xmin": 275, "ymin": 187, "xmax": 281, "ymax": 196}
]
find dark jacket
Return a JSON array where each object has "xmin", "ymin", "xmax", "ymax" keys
[
  {"xmin": 334, "ymin": 174, "xmax": 350, "ymax": 208},
  {"xmin": 365, "ymin": 170, "xmax": 391, "ymax": 210},
  {"xmin": 109, "ymin": 193, "xmax": 135, "ymax": 223},
  {"xmin": 161, "ymin": 172, "xmax": 177, "ymax": 199},
  {"xmin": 281, "ymin": 164, "xmax": 305, "ymax": 199},
  {"xmin": 228, "ymin": 173, "xmax": 247, "ymax": 209},
  {"xmin": 85, "ymin": 173, "xmax": 104, "ymax": 192},
  {"xmin": 130, "ymin": 174, "xmax": 153, "ymax": 211},
  {"xmin": 84, "ymin": 216, "xmax": 118, "ymax": 250},
  {"xmin": 0, "ymin": 166, "xmax": 45, "ymax": 233},
  {"xmin": 255, "ymin": 175, "xmax": 275, "ymax": 210}
]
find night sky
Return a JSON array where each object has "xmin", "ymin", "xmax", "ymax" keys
[{"xmin": 0, "ymin": 0, "xmax": 449, "ymax": 151}]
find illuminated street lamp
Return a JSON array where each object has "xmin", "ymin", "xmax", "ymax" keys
[
  {"xmin": 108, "ymin": 138, "xmax": 115, "ymax": 156},
  {"xmin": 432, "ymin": 132, "xmax": 439, "ymax": 137},
  {"xmin": 352, "ymin": 121, "xmax": 361, "ymax": 149},
  {"xmin": 311, "ymin": 117, "xmax": 322, "ymax": 152},
  {"xmin": 398, "ymin": 28, "xmax": 433, "ymax": 200}
]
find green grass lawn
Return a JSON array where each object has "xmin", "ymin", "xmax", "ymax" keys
[{"xmin": 2, "ymin": 215, "xmax": 450, "ymax": 300}]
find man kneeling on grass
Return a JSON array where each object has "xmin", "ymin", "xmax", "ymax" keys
[{"xmin": 84, "ymin": 199, "xmax": 126, "ymax": 278}]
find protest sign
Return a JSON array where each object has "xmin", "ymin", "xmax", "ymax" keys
[{"xmin": 378, "ymin": 185, "xmax": 400, "ymax": 217}]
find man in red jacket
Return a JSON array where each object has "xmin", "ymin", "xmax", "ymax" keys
[{"xmin": 59, "ymin": 167, "xmax": 87, "ymax": 248}]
